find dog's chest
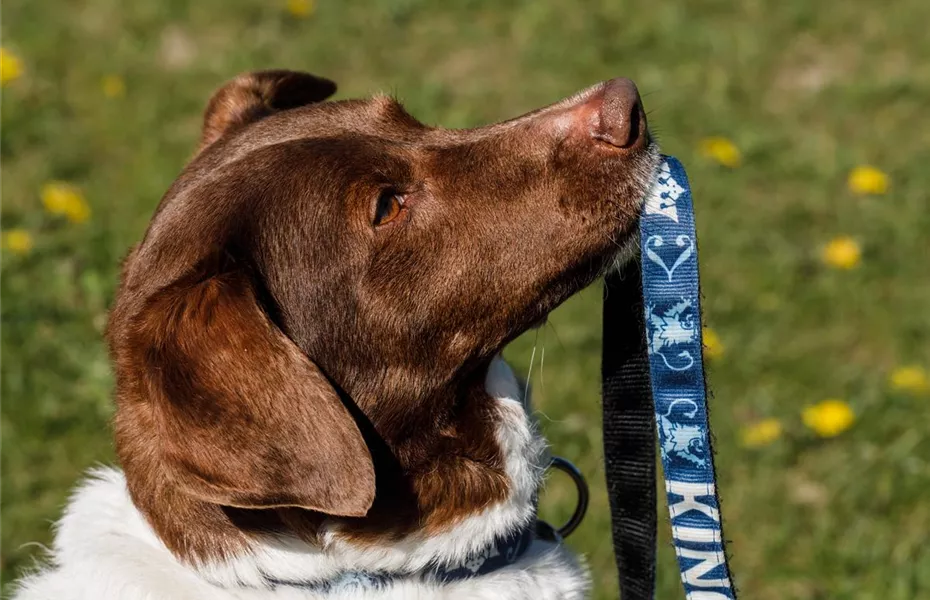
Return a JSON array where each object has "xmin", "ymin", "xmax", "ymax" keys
[{"xmin": 12, "ymin": 360, "xmax": 589, "ymax": 599}]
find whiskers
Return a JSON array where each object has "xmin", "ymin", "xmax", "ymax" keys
[
  {"xmin": 524, "ymin": 329, "xmax": 539, "ymax": 406},
  {"xmin": 523, "ymin": 325, "xmax": 550, "ymax": 407},
  {"xmin": 523, "ymin": 319, "xmax": 566, "ymax": 412},
  {"xmin": 601, "ymin": 228, "xmax": 641, "ymax": 278},
  {"xmin": 539, "ymin": 328, "xmax": 546, "ymax": 394}
]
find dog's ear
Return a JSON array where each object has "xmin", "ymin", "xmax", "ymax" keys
[
  {"xmin": 122, "ymin": 266, "xmax": 375, "ymax": 517},
  {"xmin": 200, "ymin": 70, "xmax": 337, "ymax": 150}
]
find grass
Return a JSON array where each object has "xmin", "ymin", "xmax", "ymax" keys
[{"xmin": 3, "ymin": 0, "xmax": 930, "ymax": 597}]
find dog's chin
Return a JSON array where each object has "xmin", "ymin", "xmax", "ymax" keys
[
  {"xmin": 506, "ymin": 240, "xmax": 635, "ymax": 348},
  {"xmin": 600, "ymin": 227, "xmax": 642, "ymax": 277}
]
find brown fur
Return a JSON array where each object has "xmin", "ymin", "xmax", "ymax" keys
[
  {"xmin": 106, "ymin": 70, "xmax": 655, "ymax": 564},
  {"xmin": 200, "ymin": 70, "xmax": 337, "ymax": 151}
]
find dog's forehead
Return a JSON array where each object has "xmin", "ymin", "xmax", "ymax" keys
[
  {"xmin": 228, "ymin": 94, "xmax": 427, "ymax": 158},
  {"xmin": 159, "ymin": 95, "xmax": 426, "ymax": 213}
]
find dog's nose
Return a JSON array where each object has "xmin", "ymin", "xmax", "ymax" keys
[{"xmin": 589, "ymin": 78, "xmax": 647, "ymax": 149}]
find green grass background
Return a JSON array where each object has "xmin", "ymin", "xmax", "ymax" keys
[{"xmin": 3, "ymin": 1, "xmax": 930, "ymax": 598}]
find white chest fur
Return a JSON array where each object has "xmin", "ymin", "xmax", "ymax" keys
[{"xmin": 12, "ymin": 359, "xmax": 589, "ymax": 600}]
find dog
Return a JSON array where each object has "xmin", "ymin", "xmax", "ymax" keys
[{"xmin": 12, "ymin": 70, "xmax": 658, "ymax": 599}]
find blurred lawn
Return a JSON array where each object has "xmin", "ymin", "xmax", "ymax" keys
[{"xmin": 3, "ymin": 1, "xmax": 930, "ymax": 598}]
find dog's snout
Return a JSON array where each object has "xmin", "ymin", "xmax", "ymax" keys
[{"xmin": 589, "ymin": 78, "xmax": 646, "ymax": 150}]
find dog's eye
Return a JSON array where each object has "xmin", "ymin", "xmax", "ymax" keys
[{"xmin": 373, "ymin": 189, "xmax": 404, "ymax": 226}]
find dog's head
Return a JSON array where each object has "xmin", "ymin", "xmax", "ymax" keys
[{"xmin": 108, "ymin": 70, "xmax": 657, "ymax": 535}]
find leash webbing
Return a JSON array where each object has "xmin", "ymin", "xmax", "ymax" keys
[
  {"xmin": 602, "ymin": 156, "xmax": 737, "ymax": 599},
  {"xmin": 602, "ymin": 262, "xmax": 657, "ymax": 599}
]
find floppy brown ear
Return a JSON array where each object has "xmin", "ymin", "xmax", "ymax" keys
[
  {"xmin": 200, "ymin": 69, "xmax": 337, "ymax": 150},
  {"xmin": 128, "ymin": 267, "xmax": 375, "ymax": 517}
]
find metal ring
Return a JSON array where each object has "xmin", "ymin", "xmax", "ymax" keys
[{"xmin": 548, "ymin": 456, "xmax": 589, "ymax": 538}]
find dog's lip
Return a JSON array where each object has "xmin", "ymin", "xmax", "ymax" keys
[{"xmin": 630, "ymin": 139, "xmax": 662, "ymax": 206}]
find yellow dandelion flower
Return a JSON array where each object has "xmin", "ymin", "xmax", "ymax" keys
[
  {"xmin": 102, "ymin": 75, "xmax": 126, "ymax": 98},
  {"xmin": 848, "ymin": 165, "xmax": 889, "ymax": 195},
  {"xmin": 1, "ymin": 47, "xmax": 24, "ymax": 86},
  {"xmin": 802, "ymin": 399, "xmax": 855, "ymax": 438},
  {"xmin": 2, "ymin": 229, "xmax": 34, "ymax": 254},
  {"xmin": 42, "ymin": 182, "xmax": 91, "ymax": 224},
  {"xmin": 286, "ymin": 0, "xmax": 315, "ymax": 18},
  {"xmin": 889, "ymin": 365, "xmax": 929, "ymax": 395},
  {"xmin": 702, "ymin": 327, "xmax": 724, "ymax": 360},
  {"xmin": 822, "ymin": 236, "xmax": 860, "ymax": 269},
  {"xmin": 699, "ymin": 137, "xmax": 741, "ymax": 168},
  {"xmin": 741, "ymin": 418, "xmax": 783, "ymax": 448}
]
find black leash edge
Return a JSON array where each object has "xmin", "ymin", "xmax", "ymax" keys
[{"xmin": 601, "ymin": 262, "xmax": 657, "ymax": 600}]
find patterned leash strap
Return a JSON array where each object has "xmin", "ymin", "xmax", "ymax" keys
[{"xmin": 602, "ymin": 156, "xmax": 737, "ymax": 599}]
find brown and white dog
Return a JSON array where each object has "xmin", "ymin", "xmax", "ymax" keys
[{"xmin": 13, "ymin": 70, "xmax": 658, "ymax": 599}]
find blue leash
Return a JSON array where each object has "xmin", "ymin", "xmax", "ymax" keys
[{"xmin": 603, "ymin": 156, "xmax": 737, "ymax": 599}]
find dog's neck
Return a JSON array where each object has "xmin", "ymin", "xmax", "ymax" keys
[{"xmin": 124, "ymin": 358, "xmax": 547, "ymax": 589}]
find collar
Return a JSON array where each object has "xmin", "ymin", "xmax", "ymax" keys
[
  {"xmin": 261, "ymin": 519, "xmax": 537, "ymax": 594},
  {"xmin": 254, "ymin": 455, "xmax": 588, "ymax": 594}
]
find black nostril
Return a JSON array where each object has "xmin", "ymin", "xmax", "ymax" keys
[{"xmin": 623, "ymin": 100, "xmax": 643, "ymax": 148}]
